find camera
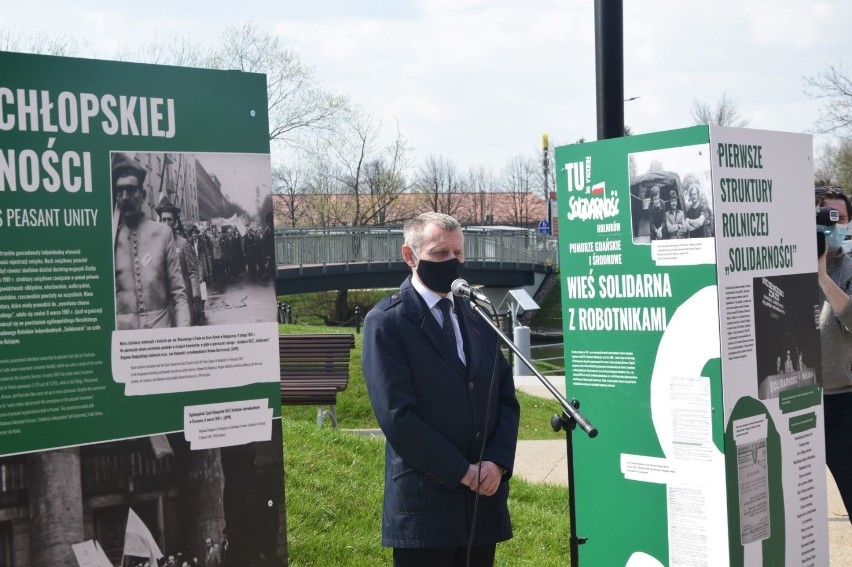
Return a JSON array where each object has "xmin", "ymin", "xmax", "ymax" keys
[
  {"xmin": 817, "ymin": 206, "xmax": 840, "ymax": 227},
  {"xmin": 816, "ymin": 206, "xmax": 840, "ymax": 257}
]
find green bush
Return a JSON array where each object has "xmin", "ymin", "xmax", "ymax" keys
[{"xmin": 278, "ymin": 289, "xmax": 393, "ymax": 327}]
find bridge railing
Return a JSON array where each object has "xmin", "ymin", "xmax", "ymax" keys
[{"xmin": 275, "ymin": 227, "xmax": 559, "ymax": 267}]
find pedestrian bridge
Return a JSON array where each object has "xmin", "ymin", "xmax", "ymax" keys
[{"xmin": 275, "ymin": 226, "xmax": 559, "ymax": 294}]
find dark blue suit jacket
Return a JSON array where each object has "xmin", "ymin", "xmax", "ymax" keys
[{"xmin": 362, "ymin": 276, "xmax": 520, "ymax": 548}]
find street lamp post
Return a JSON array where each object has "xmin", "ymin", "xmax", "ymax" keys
[
  {"xmin": 543, "ymin": 132, "xmax": 551, "ymax": 234},
  {"xmin": 594, "ymin": 0, "xmax": 624, "ymax": 140}
]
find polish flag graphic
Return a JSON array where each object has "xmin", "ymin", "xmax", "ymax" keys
[{"xmin": 591, "ymin": 182, "xmax": 605, "ymax": 195}]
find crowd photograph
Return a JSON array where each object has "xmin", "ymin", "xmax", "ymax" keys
[{"xmin": 111, "ymin": 151, "xmax": 278, "ymax": 331}]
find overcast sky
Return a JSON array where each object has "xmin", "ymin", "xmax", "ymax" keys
[{"xmin": 5, "ymin": 0, "xmax": 850, "ymax": 172}]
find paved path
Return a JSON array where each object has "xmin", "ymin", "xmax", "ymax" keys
[{"xmin": 513, "ymin": 375, "xmax": 852, "ymax": 565}]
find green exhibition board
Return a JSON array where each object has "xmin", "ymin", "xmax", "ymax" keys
[
  {"xmin": 556, "ymin": 125, "xmax": 827, "ymax": 567},
  {"xmin": 0, "ymin": 51, "xmax": 284, "ymax": 565}
]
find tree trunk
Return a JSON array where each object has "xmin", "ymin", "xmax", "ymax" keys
[
  {"xmin": 334, "ymin": 289, "xmax": 349, "ymax": 323},
  {"xmin": 28, "ymin": 448, "xmax": 84, "ymax": 566},
  {"xmin": 176, "ymin": 438, "xmax": 226, "ymax": 561}
]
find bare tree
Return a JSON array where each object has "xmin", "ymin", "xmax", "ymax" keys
[
  {"xmin": 807, "ymin": 63, "xmax": 852, "ymax": 188},
  {"xmin": 362, "ymin": 134, "xmax": 411, "ymax": 226},
  {"xmin": 815, "ymin": 144, "xmax": 837, "ymax": 187},
  {"xmin": 501, "ymin": 155, "xmax": 539, "ymax": 225},
  {"xmin": 302, "ymin": 150, "xmax": 347, "ymax": 227},
  {"xmin": 115, "ymin": 23, "xmax": 349, "ymax": 148},
  {"xmin": 330, "ymin": 109, "xmax": 378, "ymax": 226},
  {"xmin": 416, "ymin": 155, "xmax": 464, "ymax": 217},
  {"xmin": 376, "ymin": 121, "xmax": 415, "ymax": 223},
  {"xmin": 328, "ymin": 109, "xmax": 410, "ymax": 226},
  {"xmin": 114, "ymin": 36, "xmax": 207, "ymax": 67},
  {"xmin": 806, "ymin": 63, "xmax": 852, "ymax": 136},
  {"xmin": 272, "ymin": 164, "xmax": 306, "ymax": 228},
  {"xmin": 815, "ymin": 141, "xmax": 852, "ymax": 189},
  {"xmin": 460, "ymin": 165, "xmax": 498, "ymax": 225},
  {"xmin": 0, "ymin": 26, "xmax": 88, "ymax": 56},
  {"xmin": 211, "ymin": 24, "xmax": 349, "ymax": 145},
  {"xmin": 324, "ymin": 108, "xmax": 414, "ymax": 318},
  {"xmin": 691, "ymin": 93, "xmax": 750, "ymax": 127}
]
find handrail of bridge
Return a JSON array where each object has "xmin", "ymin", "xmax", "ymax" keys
[{"xmin": 274, "ymin": 226, "xmax": 559, "ymax": 268}]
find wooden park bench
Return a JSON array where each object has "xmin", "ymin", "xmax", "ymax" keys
[{"xmin": 279, "ymin": 333, "xmax": 356, "ymax": 427}]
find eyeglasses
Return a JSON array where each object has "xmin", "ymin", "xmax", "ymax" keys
[
  {"xmin": 815, "ymin": 186, "xmax": 847, "ymax": 199},
  {"xmin": 113, "ymin": 184, "xmax": 141, "ymax": 196}
]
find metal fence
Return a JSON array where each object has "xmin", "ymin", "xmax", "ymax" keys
[
  {"xmin": 502, "ymin": 341, "xmax": 565, "ymax": 374},
  {"xmin": 275, "ymin": 226, "xmax": 559, "ymax": 267}
]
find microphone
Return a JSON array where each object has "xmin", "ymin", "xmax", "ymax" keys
[{"xmin": 451, "ymin": 279, "xmax": 491, "ymax": 304}]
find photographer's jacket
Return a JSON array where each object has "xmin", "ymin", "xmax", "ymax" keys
[{"xmin": 820, "ymin": 253, "xmax": 852, "ymax": 393}]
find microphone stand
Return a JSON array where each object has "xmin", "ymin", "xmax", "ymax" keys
[{"xmin": 463, "ymin": 297, "xmax": 598, "ymax": 566}]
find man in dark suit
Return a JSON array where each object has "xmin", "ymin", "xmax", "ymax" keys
[
  {"xmin": 156, "ymin": 197, "xmax": 202, "ymax": 325},
  {"xmin": 362, "ymin": 212, "xmax": 520, "ymax": 567}
]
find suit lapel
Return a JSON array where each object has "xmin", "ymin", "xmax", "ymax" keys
[{"xmin": 400, "ymin": 276, "xmax": 467, "ymax": 374}]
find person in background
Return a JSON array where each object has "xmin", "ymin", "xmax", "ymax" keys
[
  {"xmin": 815, "ymin": 186, "xmax": 852, "ymax": 523},
  {"xmin": 157, "ymin": 198, "xmax": 202, "ymax": 325},
  {"xmin": 647, "ymin": 185, "xmax": 666, "ymax": 241},
  {"xmin": 112, "ymin": 152, "xmax": 189, "ymax": 329},
  {"xmin": 210, "ymin": 227, "xmax": 225, "ymax": 284},
  {"xmin": 683, "ymin": 177, "xmax": 709, "ymax": 238},
  {"xmin": 189, "ymin": 226, "xmax": 210, "ymax": 322},
  {"xmin": 665, "ymin": 190, "xmax": 687, "ymax": 239}
]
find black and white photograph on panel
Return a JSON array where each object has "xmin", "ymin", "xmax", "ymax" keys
[
  {"xmin": 752, "ymin": 273, "xmax": 822, "ymax": 399},
  {"xmin": 110, "ymin": 151, "xmax": 277, "ymax": 331},
  {"xmin": 0, "ymin": 425, "xmax": 285, "ymax": 567},
  {"xmin": 628, "ymin": 143, "xmax": 715, "ymax": 244}
]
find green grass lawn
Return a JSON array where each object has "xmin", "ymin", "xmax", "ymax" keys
[
  {"xmin": 283, "ymin": 422, "xmax": 571, "ymax": 566},
  {"xmin": 280, "ymin": 324, "xmax": 570, "ymax": 438},
  {"xmin": 281, "ymin": 324, "xmax": 572, "ymax": 565}
]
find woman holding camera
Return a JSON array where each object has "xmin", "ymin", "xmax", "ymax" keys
[{"xmin": 816, "ymin": 187, "xmax": 852, "ymax": 524}]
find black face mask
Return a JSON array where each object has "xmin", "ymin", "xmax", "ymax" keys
[{"xmin": 415, "ymin": 256, "xmax": 462, "ymax": 293}]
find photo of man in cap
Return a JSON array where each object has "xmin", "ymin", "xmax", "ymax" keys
[
  {"xmin": 156, "ymin": 196, "xmax": 203, "ymax": 325},
  {"xmin": 112, "ymin": 152, "xmax": 190, "ymax": 329}
]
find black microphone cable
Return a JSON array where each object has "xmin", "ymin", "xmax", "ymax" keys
[{"xmin": 466, "ymin": 299, "xmax": 502, "ymax": 567}]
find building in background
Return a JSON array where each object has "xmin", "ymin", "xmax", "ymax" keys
[{"xmin": 0, "ymin": 432, "xmax": 285, "ymax": 566}]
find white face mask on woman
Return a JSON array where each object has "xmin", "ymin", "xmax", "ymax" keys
[{"xmin": 827, "ymin": 224, "xmax": 848, "ymax": 252}]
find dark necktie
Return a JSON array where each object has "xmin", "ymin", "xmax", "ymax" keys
[{"xmin": 437, "ymin": 297, "xmax": 459, "ymax": 360}]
